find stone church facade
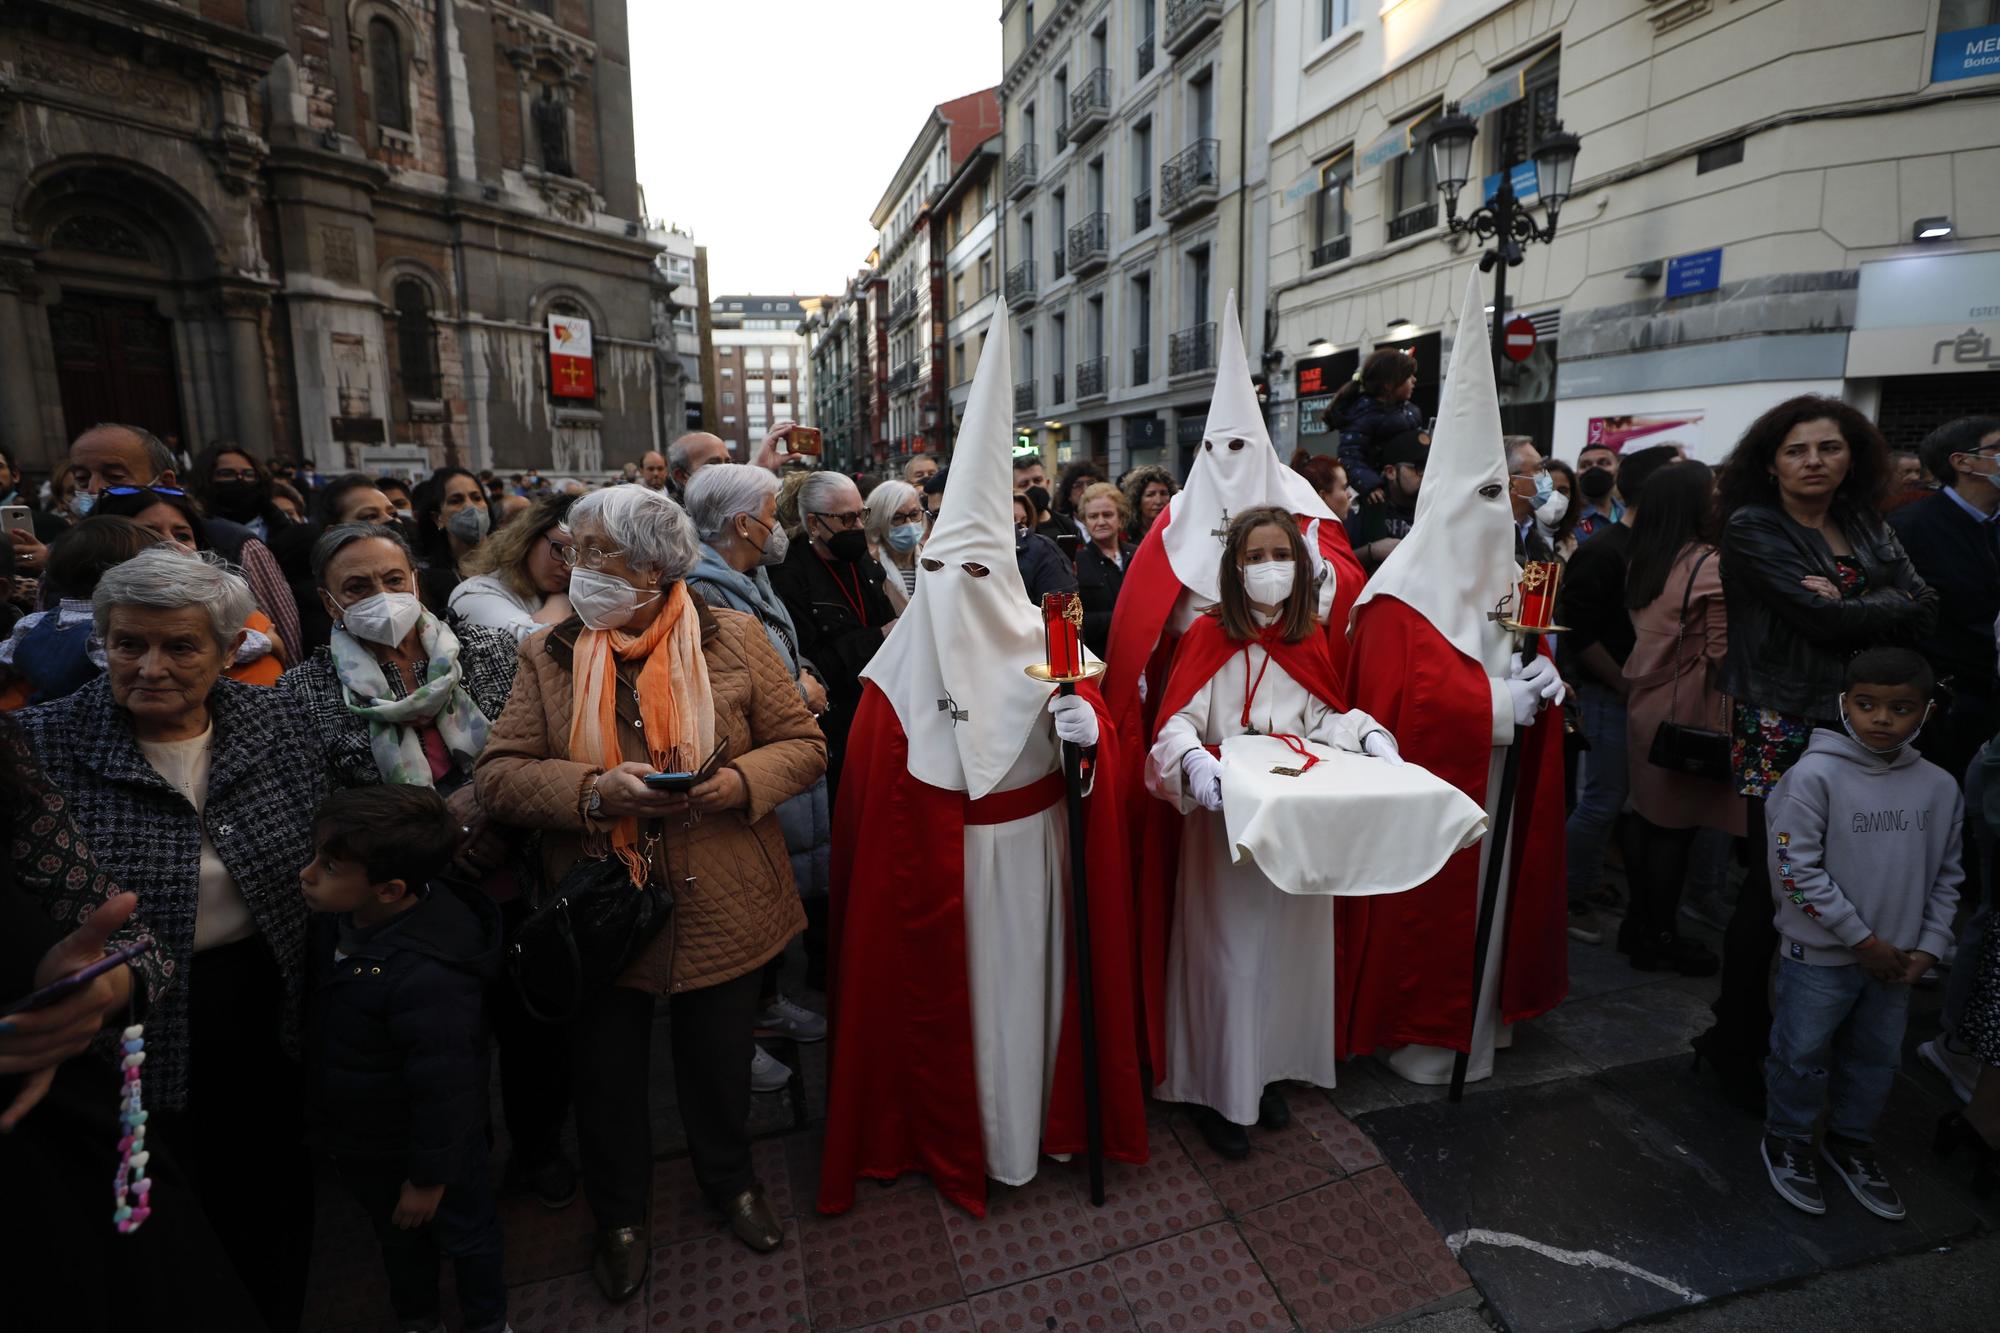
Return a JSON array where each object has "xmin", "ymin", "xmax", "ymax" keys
[{"xmin": 0, "ymin": 0, "xmax": 665, "ymax": 478}]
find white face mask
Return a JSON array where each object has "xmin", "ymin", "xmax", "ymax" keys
[
  {"xmin": 741, "ymin": 514, "xmax": 788, "ymax": 568},
  {"xmin": 1243, "ymin": 561, "xmax": 1297, "ymax": 607},
  {"xmin": 338, "ymin": 591, "xmax": 424, "ymax": 647},
  {"xmin": 569, "ymin": 567, "xmax": 659, "ymax": 631},
  {"xmin": 1536, "ymin": 490, "xmax": 1570, "ymax": 529}
]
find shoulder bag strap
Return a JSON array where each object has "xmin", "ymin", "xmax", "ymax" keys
[{"xmin": 1665, "ymin": 549, "xmax": 1712, "ymax": 726}]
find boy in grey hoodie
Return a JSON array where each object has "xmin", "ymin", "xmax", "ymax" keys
[{"xmin": 1760, "ymin": 648, "xmax": 1962, "ymax": 1222}]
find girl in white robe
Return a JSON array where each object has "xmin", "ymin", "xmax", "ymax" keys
[{"xmin": 1144, "ymin": 507, "xmax": 1399, "ymax": 1157}]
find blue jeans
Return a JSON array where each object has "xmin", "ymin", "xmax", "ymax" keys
[
  {"xmin": 1565, "ymin": 680, "xmax": 1629, "ymax": 903},
  {"xmin": 1765, "ymin": 958, "xmax": 1912, "ymax": 1144}
]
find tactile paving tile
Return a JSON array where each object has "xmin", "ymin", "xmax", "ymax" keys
[
  {"xmin": 1290, "ymin": 1097, "xmax": 1384, "ymax": 1176},
  {"xmin": 800, "ymin": 1184, "xmax": 965, "ymax": 1330},
  {"xmin": 500, "ymin": 1188, "xmax": 597, "ymax": 1284},
  {"xmin": 1171, "ymin": 1107, "xmax": 1340, "ymax": 1216},
  {"xmin": 1082, "ymin": 1116, "xmax": 1226, "ymax": 1254},
  {"xmin": 652, "ymin": 1137, "xmax": 799, "ymax": 1248},
  {"xmin": 507, "ymin": 1268, "xmax": 647, "ymax": 1332},
  {"xmin": 1237, "ymin": 1211, "xmax": 1435, "ymax": 1332},
  {"xmin": 647, "ymin": 1219, "xmax": 809, "ymax": 1331},
  {"xmin": 846, "ymin": 1303, "xmax": 979, "ymax": 1333},
  {"xmin": 968, "ymin": 1259, "xmax": 1139, "ymax": 1331},
  {"xmin": 941, "ymin": 1168, "xmax": 1106, "ymax": 1293},
  {"xmin": 1109, "ymin": 1223, "xmax": 1291, "ymax": 1333},
  {"xmin": 1347, "ymin": 1167, "xmax": 1471, "ymax": 1298},
  {"xmin": 1239, "ymin": 1179, "xmax": 1420, "ymax": 1290}
]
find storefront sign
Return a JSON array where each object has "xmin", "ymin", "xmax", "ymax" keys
[
  {"xmin": 547, "ymin": 314, "xmax": 596, "ymax": 399},
  {"xmin": 1481, "ymin": 160, "xmax": 1539, "ymax": 206},
  {"xmin": 1933, "ymin": 20, "xmax": 2000, "ymax": 83},
  {"xmin": 1666, "ymin": 248, "xmax": 1723, "ymax": 298},
  {"xmin": 1293, "ymin": 355, "xmax": 1339, "ymax": 398},
  {"xmin": 1848, "ymin": 251, "xmax": 2000, "ymax": 376}
]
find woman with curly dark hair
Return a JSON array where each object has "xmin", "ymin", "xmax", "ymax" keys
[
  {"xmin": 1693, "ymin": 394, "xmax": 1936, "ymax": 1106},
  {"xmin": 1120, "ymin": 464, "xmax": 1177, "ymax": 544},
  {"xmin": 1324, "ymin": 348, "xmax": 1421, "ymax": 502}
]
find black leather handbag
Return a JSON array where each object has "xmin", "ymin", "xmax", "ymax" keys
[
  {"xmin": 1647, "ymin": 550, "xmax": 1733, "ymax": 783},
  {"xmin": 508, "ymin": 839, "xmax": 674, "ymax": 1024}
]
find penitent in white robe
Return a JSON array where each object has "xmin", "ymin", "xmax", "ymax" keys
[
  {"xmin": 1384, "ymin": 678, "xmax": 1519, "ymax": 1086},
  {"xmin": 963, "ymin": 718, "xmax": 1070, "ymax": 1185},
  {"xmin": 1146, "ymin": 637, "xmax": 1385, "ymax": 1126}
]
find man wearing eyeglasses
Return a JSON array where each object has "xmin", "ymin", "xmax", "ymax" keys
[
  {"xmin": 1507, "ymin": 437, "xmax": 1557, "ymax": 565},
  {"xmin": 769, "ymin": 470, "xmax": 897, "ymax": 804}
]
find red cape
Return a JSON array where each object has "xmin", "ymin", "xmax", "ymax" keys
[
  {"xmin": 1153, "ymin": 612, "xmax": 1347, "ymax": 733},
  {"xmin": 818, "ymin": 681, "xmax": 1148, "ymax": 1218},
  {"xmin": 1103, "ymin": 510, "xmax": 1364, "ymax": 1073},
  {"xmin": 1334, "ymin": 596, "xmax": 1568, "ymax": 1057}
]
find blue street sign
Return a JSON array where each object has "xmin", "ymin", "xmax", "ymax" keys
[
  {"xmin": 1933, "ymin": 21, "xmax": 2000, "ymax": 83},
  {"xmin": 1666, "ymin": 248, "xmax": 1723, "ymax": 298},
  {"xmin": 1481, "ymin": 160, "xmax": 1540, "ymax": 205}
]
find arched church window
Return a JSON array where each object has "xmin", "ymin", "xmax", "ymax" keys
[
  {"xmin": 393, "ymin": 279, "xmax": 439, "ymax": 400},
  {"xmin": 533, "ymin": 85, "xmax": 573, "ymax": 177},
  {"xmin": 369, "ymin": 18, "xmax": 410, "ymax": 134}
]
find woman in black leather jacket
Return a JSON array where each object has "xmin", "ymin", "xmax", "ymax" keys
[{"xmin": 1695, "ymin": 395, "xmax": 1936, "ymax": 1103}]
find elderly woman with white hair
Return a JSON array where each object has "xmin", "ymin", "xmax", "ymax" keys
[
  {"xmin": 475, "ymin": 485, "xmax": 826, "ymax": 1292},
  {"xmin": 684, "ymin": 465, "xmax": 835, "ymax": 1027},
  {"xmin": 863, "ymin": 478, "xmax": 928, "ymax": 614},
  {"xmin": 767, "ymin": 469, "xmax": 896, "ymax": 801},
  {"xmin": 13, "ymin": 545, "xmax": 327, "ymax": 1329}
]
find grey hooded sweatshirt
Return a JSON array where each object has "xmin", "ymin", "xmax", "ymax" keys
[{"xmin": 1766, "ymin": 727, "xmax": 1962, "ymax": 966}]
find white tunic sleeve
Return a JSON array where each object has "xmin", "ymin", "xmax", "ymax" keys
[
  {"xmin": 1304, "ymin": 705, "xmax": 1391, "ymax": 754},
  {"xmin": 1147, "ymin": 677, "xmax": 1214, "ymax": 812},
  {"xmin": 1485, "ymin": 677, "xmax": 1514, "ymax": 746}
]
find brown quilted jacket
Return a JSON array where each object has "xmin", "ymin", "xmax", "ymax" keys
[{"xmin": 474, "ymin": 597, "xmax": 824, "ymax": 994}]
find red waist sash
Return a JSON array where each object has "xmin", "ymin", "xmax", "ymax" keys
[{"xmin": 963, "ymin": 770, "xmax": 1065, "ymax": 825}]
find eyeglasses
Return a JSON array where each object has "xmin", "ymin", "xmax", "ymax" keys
[
  {"xmin": 102, "ymin": 485, "xmax": 188, "ymax": 499},
  {"xmin": 540, "ymin": 532, "xmax": 573, "ymax": 559},
  {"xmin": 812, "ymin": 510, "xmax": 865, "ymax": 531},
  {"xmin": 558, "ymin": 543, "xmax": 626, "ymax": 570},
  {"xmin": 210, "ymin": 468, "xmax": 258, "ymax": 483},
  {"xmin": 891, "ymin": 508, "xmax": 925, "ymax": 526}
]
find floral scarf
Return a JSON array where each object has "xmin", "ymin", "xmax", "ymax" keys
[{"xmin": 330, "ymin": 612, "xmax": 491, "ymax": 786}]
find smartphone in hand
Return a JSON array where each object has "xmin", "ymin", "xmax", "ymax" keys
[
  {"xmin": 788, "ymin": 426, "xmax": 823, "ymax": 457},
  {"xmin": 1, "ymin": 939, "xmax": 154, "ymax": 1017}
]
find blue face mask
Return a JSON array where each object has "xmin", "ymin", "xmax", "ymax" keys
[
  {"xmin": 886, "ymin": 521, "xmax": 925, "ymax": 553},
  {"xmin": 1528, "ymin": 469, "xmax": 1555, "ymax": 511},
  {"xmin": 70, "ymin": 490, "xmax": 95, "ymax": 518}
]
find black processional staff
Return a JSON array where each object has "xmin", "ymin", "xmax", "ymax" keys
[
  {"xmin": 1451, "ymin": 559, "xmax": 1566, "ymax": 1104},
  {"xmin": 1029, "ymin": 591, "xmax": 1106, "ymax": 1204}
]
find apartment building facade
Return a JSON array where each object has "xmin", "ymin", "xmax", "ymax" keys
[
  {"xmin": 1263, "ymin": 0, "xmax": 2000, "ymax": 465},
  {"xmin": 999, "ymin": 0, "xmax": 1275, "ymax": 480},
  {"xmin": 804, "ymin": 269, "xmax": 877, "ymax": 473},
  {"xmin": 707, "ymin": 294, "xmax": 816, "ymax": 458}
]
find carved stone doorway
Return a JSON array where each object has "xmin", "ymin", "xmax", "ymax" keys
[{"xmin": 47, "ymin": 292, "xmax": 187, "ymax": 449}]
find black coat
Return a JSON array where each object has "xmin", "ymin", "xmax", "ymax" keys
[
  {"xmin": 1076, "ymin": 542, "xmax": 1125, "ymax": 659},
  {"xmin": 1331, "ymin": 395, "xmax": 1423, "ymax": 496},
  {"xmin": 769, "ymin": 538, "xmax": 896, "ymax": 774},
  {"xmin": 1887, "ymin": 489, "xmax": 2000, "ymax": 698},
  {"xmin": 1016, "ymin": 527, "xmax": 1078, "ymax": 605},
  {"xmin": 305, "ymin": 884, "xmax": 502, "ymax": 1183},
  {"xmin": 1719, "ymin": 503, "xmax": 1936, "ymax": 722}
]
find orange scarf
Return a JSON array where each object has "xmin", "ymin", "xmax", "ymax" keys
[{"xmin": 569, "ymin": 583, "xmax": 715, "ymax": 884}]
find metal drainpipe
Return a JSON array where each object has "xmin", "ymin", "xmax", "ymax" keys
[{"xmin": 1236, "ymin": 0, "xmax": 1249, "ymax": 315}]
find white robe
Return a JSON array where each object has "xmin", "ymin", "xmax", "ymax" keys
[
  {"xmin": 1145, "ymin": 635, "xmax": 1384, "ymax": 1125},
  {"xmin": 1383, "ymin": 677, "xmax": 1519, "ymax": 1086},
  {"xmin": 963, "ymin": 718, "xmax": 1069, "ymax": 1185}
]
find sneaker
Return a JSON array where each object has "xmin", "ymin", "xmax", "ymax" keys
[
  {"xmin": 1820, "ymin": 1138, "xmax": 1906, "ymax": 1221},
  {"xmin": 755, "ymin": 994, "xmax": 828, "ymax": 1043},
  {"xmin": 1566, "ymin": 903, "xmax": 1604, "ymax": 945},
  {"xmin": 1761, "ymin": 1134, "xmax": 1825, "ymax": 1215},
  {"xmin": 750, "ymin": 1044, "xmax": 793, "ymax": 1094},
  {"xmin": 1918, "ymin": 1037, "xmax": 1979, "ymax": 1105}
]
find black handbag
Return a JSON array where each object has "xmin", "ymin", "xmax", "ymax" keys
[
  {"xmin": 1646, "ymin": 550, "xmax": 1733, "ymax": 783},
  {"xmin": 508, "ymin": 836, "xmax": 674, "ymax": 1024}
]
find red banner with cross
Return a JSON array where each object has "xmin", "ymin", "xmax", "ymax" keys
[{"xmin": 548, "ymin": 313, "xmax": 596, "ymax": 399}]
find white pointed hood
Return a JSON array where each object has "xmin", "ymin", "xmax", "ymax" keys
[
  {"xmin": 1162, "ymin": 290, "xmax": 1334, "ymax": 604},
  {"xmin": 860, "ymin": 304, "xmax": 1056, "ymax": 798},
  {"xmin": 1355, "ymin": 268, "xmax": 1517, "ymax": 674}
]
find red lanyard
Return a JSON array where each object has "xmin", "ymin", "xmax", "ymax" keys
[
  {"xmin": 818, "ymin": 554, "xmax": 870, "ymax": 626},
  {"xmin": 1239, "ymin": 644, "xmax": 1319, "ymax": 772}
]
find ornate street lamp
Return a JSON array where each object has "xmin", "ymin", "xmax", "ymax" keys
[{"xmin": 1423, "ymin": 101, "xmax": 1581, "ymax": 378}]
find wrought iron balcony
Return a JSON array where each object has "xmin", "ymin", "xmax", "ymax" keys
[
  {"xmin": 1310, "ymin": 235, "xmax": 1351, "ymax": 268},
  {"xmin": 1159, "ymin": 139, "xmax": 1220, "ymax": 222},
  {"xmin": 1077, "ymin": 355, "xmax": 1107, "ymax": 400},
  {"xmin": 889, "ymin": 288, "xmax": 920, "ymax": 327},
  {"xmin": 1004, "ymin": 259, "xmax": 1038, "ymax": 311},
  {"xmin": 889, "ymin": 358, "xmax": 920, "ymax": 393},
  {"xmin": 1005, "ymin": 143, "xmax": 1038, "ymax": 200},
  {"xmin": 1134, "ymin": 190, "xmax": 1152, "ymax": 232},
  {"xmin": 1137, "ymin": 37, "xmax": 1156, "ymax": 78},
  {"xmin": 1069, "ymin": 68, "xmax": 1112, "ymax": 141},
  {"xmin": 1068, "ymin": 212, "xmax": 1110, "ymax": 274},
  {"xmin": 1386, "ymin": 203, "xmax": 1438, "ymax": 241},
  {"xmin": 1168, "ymin": 322, "xmax": 1216, "ymax": 379},
  {"xmin": 1014, "ymin": 379, "xmax": 1036, "ymax": 416},
  {"xmin": 1051, "ymin": 370, "xmax": 1066, "ymax": 404},
  {"xmin": 1163, "ymin": 0, "xmax": 1223, "ymax": 56},
  {"xmin": 1132, "ymin": 342, "xmax": 1151, "ymax": 386}
]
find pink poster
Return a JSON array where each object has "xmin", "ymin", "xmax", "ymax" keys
[{"xmin": 1586, "ymin": 412, "xmax": 1703, "ymax": 454}]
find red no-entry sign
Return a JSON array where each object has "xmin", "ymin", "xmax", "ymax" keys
[{"xmin": 1502, "ymin": 316, "xmax": 1537, "ymax": 362}]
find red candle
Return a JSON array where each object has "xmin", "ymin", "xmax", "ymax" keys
[
  {"xmin": 1515, "ymin": 560, "xmax": 1563, "ymax": 631},
  {"xmin": 1041, "ymin": 592, "xmax": 1083, "ymax": 679}
]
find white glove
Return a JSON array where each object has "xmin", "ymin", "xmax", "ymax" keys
[
  {"xmin": 1180, "ymin": 748, "xmax": 1225, "ymax": 812},
  {"xmin": 1304, "ymin": 518, "xmax": 1329, "ymax": 586},
  {"xmin": 1362, "ymin": 730, "xmax": 1404, "ymax": 766},
  {"xmin": 1506, "ymin": 652, "xmax": 1566, "ymax": 728},
  {"xmin": 1048, "ymin": 692, "xmax": 1099, "ymax": 747}
]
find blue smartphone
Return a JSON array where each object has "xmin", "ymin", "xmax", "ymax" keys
[
  {"xmin": 1, "ymin": 938, "xmax": 155, "ymax": 1017},
  {"xmin": 642, "ymin": 740, "xmax": 727, "ymax": 793}
]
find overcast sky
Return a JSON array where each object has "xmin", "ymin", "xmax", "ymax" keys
[{"xmin": 630, "ymin": 3, "xmax": 1004, "ymax": 298}]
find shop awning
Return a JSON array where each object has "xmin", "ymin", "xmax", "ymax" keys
[
  {"xmin": 1358, "ymin": 107, "xmax": 1434, "ymax": 172},
  {"xmin": 1459, "ymin": 53, "xmax": 1541, "ymax": 120}
]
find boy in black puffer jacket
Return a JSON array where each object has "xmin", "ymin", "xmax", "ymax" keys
[{"xmin": 302, "ymin": 785, "xmax": 509, "ymax": 1333}]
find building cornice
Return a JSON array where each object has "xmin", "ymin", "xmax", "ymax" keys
[{"xmin": 1000, "ymin": 0, "xmax": 1082, "ymax": 100}]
